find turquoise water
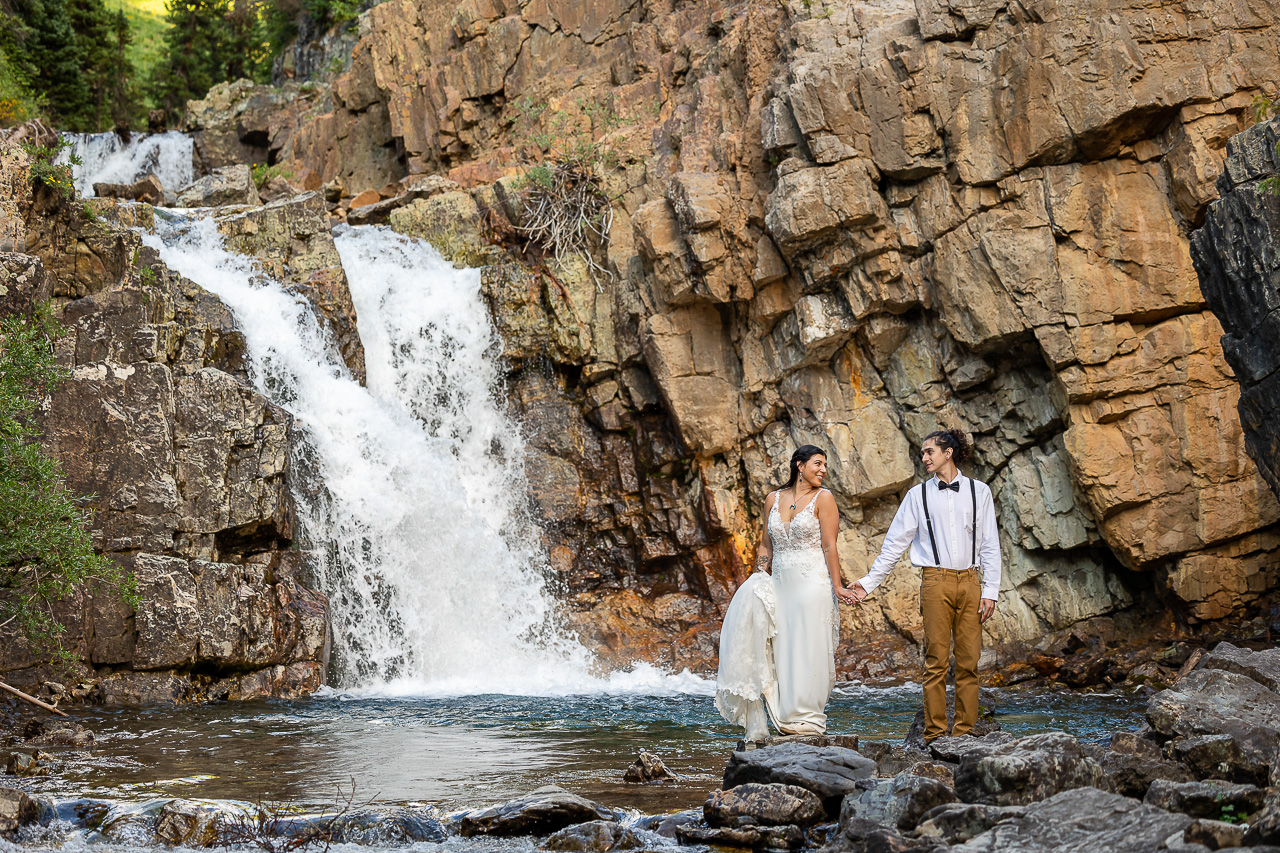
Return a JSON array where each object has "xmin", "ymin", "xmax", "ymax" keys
[{"xmin": 26, "ymin": 683, "xmax": 1145, "ymax": 816}]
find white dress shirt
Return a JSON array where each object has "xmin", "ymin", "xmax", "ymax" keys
[{"xmin": 859, "ymin": 471, "xmax": 1002, "ymax": 601}]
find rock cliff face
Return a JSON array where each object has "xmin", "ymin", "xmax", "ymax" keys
[
  {"xmin": 0, "ymin": 142, "xmax": 329, "ymax": 703},
  {"xmin": 213, "ymin": 0, "xmax": 1280, "ymax": 673},
  {"xmin": 1192, "ymin": 117, "xmax": 1280, "ymax": 504}
]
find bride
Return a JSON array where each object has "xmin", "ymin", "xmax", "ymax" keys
[{"xmin": 715, "ymin": 445, "xmax": 855, "ymax": 740}]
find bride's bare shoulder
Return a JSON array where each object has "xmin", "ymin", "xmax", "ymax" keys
[{"xmin": 764, "ymin": 489, "xmax": 779, "ymax": 509}]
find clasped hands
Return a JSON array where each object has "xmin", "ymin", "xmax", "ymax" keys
[{"xmin": 835, "ymin": 581, "xmax": 997, "ymax": 623}]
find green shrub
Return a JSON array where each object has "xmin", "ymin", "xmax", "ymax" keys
[
  {"xmin": 21, "ymin": 138, "xmax": 80, "ymax": 201},
  {"xmin": 1251, "ymin": 93, "xmax": 1279, "ymax": 196},
  {"xmin": 0, "ymin": 305, "xmax": 136, "ymax": 666}
]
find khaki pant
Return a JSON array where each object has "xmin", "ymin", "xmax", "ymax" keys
[{"xmin": 920, "ymin": 567, "xmax": 982, "ymax": 741}]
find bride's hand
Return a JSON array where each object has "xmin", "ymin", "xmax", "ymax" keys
[{"xmin": 833, "ymin": 585, "xmax": 856, "ymax": 604}]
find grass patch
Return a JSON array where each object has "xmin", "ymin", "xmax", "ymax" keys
[{"xmin": 115, "ymin": 0, "xmax": 168, "ymax": 111}]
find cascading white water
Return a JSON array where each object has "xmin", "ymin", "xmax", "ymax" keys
[
  {"xmin": 140, "ymin": 210, "xmax": 706, "ymax": 697},
  {"xmin": 60, "ymin": 131, "xmax": 194, "ymax": 197}
]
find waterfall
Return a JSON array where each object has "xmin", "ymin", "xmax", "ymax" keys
[
  {"xmin": 60, "ymin": 131, "xmax": 194, "ymax": 197},
  {"xmin": 139, "ymin": 211, "xmax": 702, "ymax": 696}
]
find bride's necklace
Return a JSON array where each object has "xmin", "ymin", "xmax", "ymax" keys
[{"xmin": 790, "ymin": 484, "xmax": 814, "ymax": 513}]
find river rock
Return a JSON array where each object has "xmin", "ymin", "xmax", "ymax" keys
[
  {"xmin": 1146, "ymin": 668, "xmax": 1280, "ymax": 784},
  {"xmin": 457, "ymin": 786, "xmax": 614, "ymax": 837},
  {"xmin": 1143, "ymin": 779, "xmax": 1265, "ymax": 820},
  {"xmin": 928, "ymin": 732, "xmax": 1015, "ymax": 764},
  {"xmin": 93, "ymin": 175, "xmax": 166, "ymax": 205},
  {"xmin": 542, "ymin": 820, "xmax": 641, "ymax": 852},
  {"xmin": 705, "ymin": 783, "xmax": 825, "ymax": 828},
  {"xmin": 913, "ymin": 803, "xmax": 1026, "ymax": 845},
  {"xmin": 1182, "ymin": 818, "xmax": 1245, "ymax": 850},
  {"xmin": 954, "ymin": 732, "xmax": 1110, "ymax": 805},
  {"xmin": 1200, "ymin": 642, "xmax": 1280, "ymax": 692},
  {"xmin": 624, "ymin": 750, "xmax": 677, "ymax": 783},
  {"xmin": 154, "ymin": 799, "xmax": 226, "ymax": 846},
  {"xmin": 675, "ymin": 823, "xmax": 805, "ymax": 850},
  {"xmin": 1100, "ymin": 731, "xmax": 1194, "ymax": 798},
  {"xmin": 632, "ymin": 808, "xmax": 701, "ymax": 838},
  {"xmin": 326, "ymin": 808, "xmax": 447, "ymax": 844},
  {"xmin": 724, "ymin": 743, "xmax": 877, "ymax": 808},
  {"xmin": 0, "ymin": 787, "xmax": 43, "ymax": 836},
  {"xmin": 1244, "ymin": 789, "xmax": 1280, "ymax": 846},
  {"xmin": 828, "ymin": 816, "xmax": 947, "ymax": 852},
  {"xmin": 838, "ymin": 774, "xmax": 957, "ymax": 832},
  {"xmin": 174, "ymin": 165, "xmax": 260, "ymax": 208},
  {"xmin": 905, "ymin": 692, "xmax": 1002, "ymax": 749},
  {"xmin": 949, "ymin": 787, "xmax": 1193, "ymax": 853}
]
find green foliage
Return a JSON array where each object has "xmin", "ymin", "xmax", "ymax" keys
[
  {"xmin": 21, "ymin": 138, "xmax": 80, "ymax": 200},
  {"xmin": 0, "ymin": 306, "xmax": 135, "ymax": 666},
  {"xmin": 250, "ymin": 161, "xmax": 293, "ymax": 187},
  {"xmin": 1218, "ymin": 804, "xmax": 1244, "ymax": 825},
  {"xmin": 0, "ymin": 44, "xmax": 40, "ymax": 126},
  {"xmin": 3, "ymin": 0, "xmax": 142, "ymax": 130},
  {"xmin": 139, "ymin": 265, "xmax": 157, "ymax": 285},
  {"xmin": 303, "ymin": 0, "xmax": 361, "ymax": 26}
]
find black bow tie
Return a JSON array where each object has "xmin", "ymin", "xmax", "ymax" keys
[{"xmin": 937, "ymin": 479, "xmax": 960, "ymax": 492}]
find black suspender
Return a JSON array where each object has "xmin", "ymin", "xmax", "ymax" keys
[{"xmin": 920, "ymin": 477, "xmax": 979, "ymax": 568}]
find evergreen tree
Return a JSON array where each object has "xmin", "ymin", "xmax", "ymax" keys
[
  {"xmin": 7, "ymin": 0, "xmax": 90, "ymax": 126},
  {"xmin": 67, "ymin": 0, "xmax": 137, "ymax": 129},
  {"xmin": 149, "ymin": 0, "xmax": 231, "ymax": 114}
]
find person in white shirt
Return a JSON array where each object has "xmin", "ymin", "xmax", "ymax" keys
[{"xmin": 849, "ymin": 428, "xmax": 1001, "ymax": 741}]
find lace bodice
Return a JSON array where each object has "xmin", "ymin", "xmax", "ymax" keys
[{"xmin": 768, "ymin": 490, "xmax": 825, "ymax": 555}]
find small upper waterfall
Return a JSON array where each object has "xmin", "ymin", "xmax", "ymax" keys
[{"xmin": 60, "ymin": 131, "xmax": 194, "ymax": 197}]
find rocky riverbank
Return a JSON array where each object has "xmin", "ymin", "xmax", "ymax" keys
[{"xmin": 0, "ymin": 641, "xmax": 1273, "ymax": 850}]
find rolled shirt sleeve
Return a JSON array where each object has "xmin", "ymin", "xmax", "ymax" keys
[
  {"xmin": 978, "ymin": 483, "xmax": 1001, "ymax": 600},
  {"xmin": 859, "ymin": 486, "xmax": 919, "ymax": 595}
]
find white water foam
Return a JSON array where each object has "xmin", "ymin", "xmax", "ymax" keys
[
  {"xmin": 60, "ymin": 131, "xmax": 194, "ymax": 197},
  {"xmin": 142, "ymin": 210, "xmax": 709, "ymax": 697}
]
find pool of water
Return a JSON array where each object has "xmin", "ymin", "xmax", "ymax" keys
[{"xmin": 23, "ymin": 682, "xmax": 1144, "ymax": 816}]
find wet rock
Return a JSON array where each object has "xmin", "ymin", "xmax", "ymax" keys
[
  {"xmin": 345, "ymin": 177, "xmax": 460, "ymax": 226},
  {"xmin": 828, "ymin": 816, "xmax": 947, "ymax": 852},
  {"xmin": 542, "ymin": 820, "xmax": 642, "ymax": 852},
  {"xmin": 1243, "ymin": 789, "xmax": 1280, "ymax": 846},
  {"xmin": 154, "ymin": 799, "xmax": 225, "ymax": 846},
  {"xmin": 949, "ymin": 787, "xmax": 1192, "ymax": 852},
  {"xmin": 913, "ymin": 802, "xmax": 1026, "ymax": 845},
  {"xmin": 905, "ymin": 762, "xmax": 955, "ymax": 787},
  {"xmin": 175, "ymin": 165, "xmax": 260, "ymax": 208},
  {"xmin": 1143, "ymin": 779, "xmax": 1265, "ymax": 820},
  {"xmin": 1101, "ymin": 731, "xmax": 1194, "ymax": 798},
  {"xmin": 24, "ymin": 720, "xmax": 94, "ymax": 748},
  {"xmin": 624, "ymin": 750, "xmax": 677, "ymax": 783},
  {"xmin": 857, "ymin": 741, "xmax": 932, "ymax": 777},
  {"xmin": 387, "ymin": 191, "xmax": 503, "ymax": 267},
  {"xmin": 927, "ymin": 732, "xmax": 1015, "ymax": 763},
  {"xmin": 675, "ymin": 822, "xmax": 805, "ymax": 850},
  {"xmin": 326, "ymin": 808, "xmax": 446, "ymax": 844},
  {"xmin": 6, "ymin": 751, "xmax": 49, "ymax": 777},
  {"xmin": 93, "ymin": 175, "xmax": 166, "ymax": 205},
  {"xmin": 724, "ymin": 742, "xmax": 877, "ymax": 808},
  {"xmin": 739, "ymin": 734, "xmax": 861, "ymax": 752},
  {"xmin": 214, "ymin": 192, "xmax": 365, "ymax": 381},
  {"xmin": 954, "ymin": 732, "xmax": 1110, "ymax": 805},
  {"xmin": 633, "ymin": 808, "xmax": 701, "ymax": 838},
  {"xmin": 1147, "ymin": 668, "xmax": 1280, "ymax": 784},
  {"xmin": 838, "ymin": 774, "xmax": 957, "ymax": 832},
  {"xmin": 1182, "ymin": 818, "xmax": 1245, "ymax": 850},
  {"xmin": 457, "ymin": 786, "xmax": 614, "ymax": 837},
  {"xmin": 705, "ymin": 783, "xmax": 825, "ymax": 828},
  {"xmin": 0, "ymin": 787, "xmax": 43, "ymax": 836}
]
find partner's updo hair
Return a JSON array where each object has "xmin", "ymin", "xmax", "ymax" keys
[
  {"xmin": 923, "ymin": 428, "xmax": 973, "ymax": 466},
  {"xmin": 778, "ymin": 445, "xmax": 827, "ymax": 492}
]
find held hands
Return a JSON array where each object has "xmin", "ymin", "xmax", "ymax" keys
[
  {"xmin": 834, "ymin": 581, "xmax": 867, "ymax": 605},
  {"xmin": 979, "ymin": 598, "xmax": 996, "ymax": 623}
]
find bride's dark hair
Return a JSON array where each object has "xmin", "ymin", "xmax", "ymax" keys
[{"xmin": 778, "ymin": 445, "xmax": 826, "ymax": 492}]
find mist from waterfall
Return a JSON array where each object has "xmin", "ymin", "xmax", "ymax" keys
[{"xmin": 139, "ymin": 209, "xmax": 705, "ymax": 697}]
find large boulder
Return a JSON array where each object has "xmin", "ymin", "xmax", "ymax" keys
[
  {"xmin": 1146, "ymin": 666, "xmax": 1280, "ymax": 784},
  {"xmin": 674, "ymin": 823, "xmax": 806, "ymax": 850},
  {"xmin": 457, "ymin": 787, "xmax": 614, "ymax": 837},
  {"xmin": 954, "ymin": 732, "xmax": 1110, "ymax": 805},
  {"xmin": 1099, "ymin": 731, "xmax": 1194, "ymax": 798},
  {"xmin": 913, "ymin": 803, "xmax": 1026, "ymax": 845},
  {"xmin": 948, "ymin": 787, "xmax": 1192, "ymax": 852},
  {"xmin": 93, "ymin": 175, "xmax": 167, "ymax": 205},
  {"xmin": 838, "ymin": 774, "xmax": 957, "ymax": 832},
  {"xmin": 1199, "ymin": 642, "xmax": 1280, "ymax": 692},
  {"xmin": 705, "ymin": 783, "xmax": 824, "ymax": 827},
  {"xmin": 828, "ymin": 816, "xmax": 947, "ymax": 853},
  {"xmin": 1245, "ymin": 788, "xmax": 1280, "ymax": 846},
  {"xmin": 0, "ymin": 787, "xmax": 44, "ymax": 836},
  {"xmin": 541, "ymin": 820, "xmax": 641, "ymax": 852},
  {"xmin": 723, "ymin": 742, "xmax": 877, "ymax": 809},
  {"xmin": 174, "ymin": 165, "xmax": 260, "ymax": 208},
  {"xmin": 1142, "ymin": 778, "xmax": 1265, "ymax": 820}
]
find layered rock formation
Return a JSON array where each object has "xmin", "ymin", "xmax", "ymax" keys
[
  {"xmin": 0, "ymin": 140, "xmax": 329, "ymax": 702},
  {"xmin": 1192, "ymin": 116, "xmax": 1280, "ymax": 504},
  {"xmin": 199, "ymin": 0, "xmax": 1280, "ymax": 673}
]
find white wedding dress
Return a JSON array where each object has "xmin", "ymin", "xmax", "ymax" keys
[{"xmin": 715, "ymin": 491, "xmax": 838, "ymax": 740}]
